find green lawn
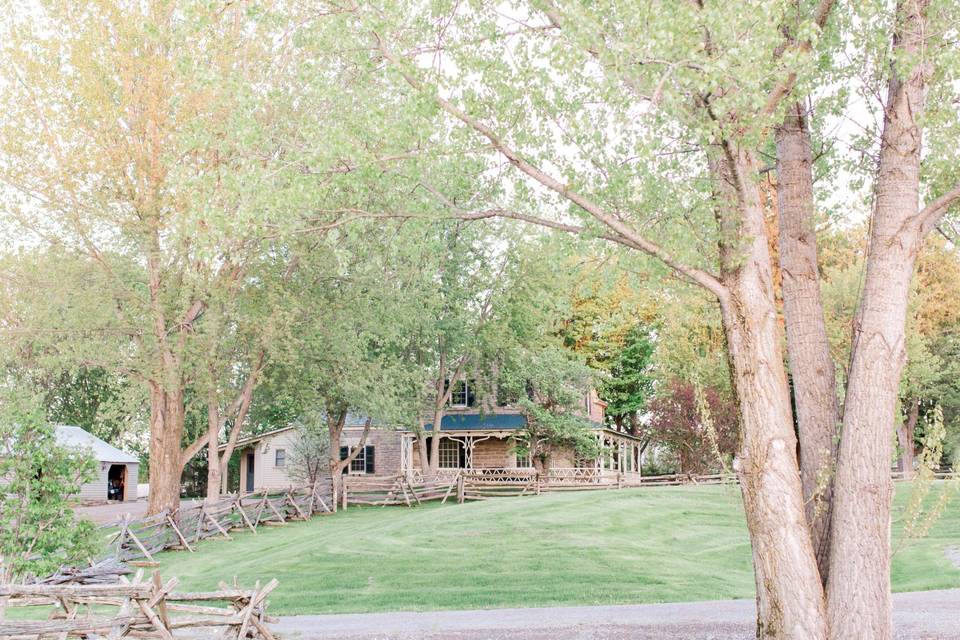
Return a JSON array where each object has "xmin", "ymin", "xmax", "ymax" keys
[{"xmin": 154, "ymin": 483, "xmax": 960, "ymax": 615}]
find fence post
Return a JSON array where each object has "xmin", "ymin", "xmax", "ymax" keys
[
  {"xmin": 535, "ymin": 473, "xmax": 541, "ymax": 495},
  {"xmin": 340, "ymin": 481, "xmax": 348, "ymax": 510},
  {"xmin": 457, "ymin": 473, "xmax": 465, "ymax": 504},
  {"xmin": 617, "ymin": 471, "xmax": 623, "ymax": 490}
]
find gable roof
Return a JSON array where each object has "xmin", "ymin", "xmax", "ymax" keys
[
  {"xmin": 221, "ymin": 414, "xmax": 377, "ymax": 452},
  {"xmin": 55, "ymin": 425, "xmax": 139, "ymax": 464},
  {"xmin": 220, "ymin": 425, "xmax": 298, "ymax": 451}
]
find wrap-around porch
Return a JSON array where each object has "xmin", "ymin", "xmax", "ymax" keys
[{"xmin": 399, "ymin": 429, "xmax": 644, "ymax": 482}]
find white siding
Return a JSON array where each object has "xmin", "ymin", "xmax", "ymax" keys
[
  {"xmin": 76, "ymin": 462, "xmax": 138, "ymax": 503},
  {"xmin": 77, "ymin": 466, "xmax": 109, "ymax": 502},
  {"xmin": 257, "ymin": 430, "xmax": 298, "ymax": 489},
  {"xmin": 124, "ymin": 464, "xmax": 139, "ymax": 501},
  {"xmin": 236, "ymin": 431, "xmax": 298, "ymax": 492}
]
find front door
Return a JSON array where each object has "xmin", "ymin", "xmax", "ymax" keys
[{"xmin": 245, "ymin": 452, "xmax": 255, "ymax": 492}]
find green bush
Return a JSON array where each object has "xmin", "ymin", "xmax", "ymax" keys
[{"xmin": 0, "ymin": 390, "xmax": 98, "ymax": 581}]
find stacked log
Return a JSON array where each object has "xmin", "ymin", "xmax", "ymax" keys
[{"xmin": 0, "ymin": 570, "xmax": 278, "ymax": 639}]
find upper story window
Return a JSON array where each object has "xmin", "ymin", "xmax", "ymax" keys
[
  {"xmin": 275, "ymin": 449, "xmax": 286, "ymax": 467},
  {"xmin": 446, "ymin": 379, "xmax": 476, "ymax": 408}
]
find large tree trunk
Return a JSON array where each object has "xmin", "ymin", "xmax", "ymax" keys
[
  {"xmin": 775, "ymin": 100, "xmax": 839, "ymax": 582},
  {"xmin": 205, "ymin": 397, "xmax": 223, "ymax": 503},
  {"xmin": 897, "ymin": 398, "xmax": 919, "ymax": 478},
  {"xmin": 204, "ymin": 361, "xmax": 260, "ymax": 502},
  {"xmin": 327, "ymin": 409, "xmax": 347, "ymax": 510},
  {"xmin": 147, "ymin": 384, "xmax": 186, "ymax": 515},
  {"xmin": 327, "ymin": 410, "xmax": 372, "ymax": 509},
  {"xmin": 827, "ymin": 2, "xmax": 930, "ymax": 637},
  {"xmin": 426, "ymin": 406, "xmax": 445, "ymax": 475},
  {"xmin": 716, "ymin": 149, "xmax": 828, "ymax": 639}
]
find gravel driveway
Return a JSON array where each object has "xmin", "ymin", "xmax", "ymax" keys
[
  {"xmin": 75, "ymin": 499, "xmax": 201, "ymax": 525},
  {"xmin": 272, "ymin": 589, "xmax": 960, "ymax": 640}
]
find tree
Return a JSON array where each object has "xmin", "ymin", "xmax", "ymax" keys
[
  {"xmin": 344, "ymin": 1, "xmax": 960, "ymax": 635},
  {"xmin": 645, "ymin": 380, "xmax": 740, "ymax": 475},
  {"xmin": 601, "ymin": 326, "xmax": 655, "ymax": 437},
  {"xmin": 497, "ymin": 344, "xmax": 600, "ymax": 472},
  {"xmin": 0, "ymin": 0, "xmax": 391, "ymax": 513},
  {"xmin": 0, "ymin": 389, "xmax": 98, "ymax": 584},
  {"xmin": 287, "ymin": 415, "xmax": 332, "ymax": 489}
]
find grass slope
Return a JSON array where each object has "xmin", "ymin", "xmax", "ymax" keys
[{"xmin": 156, "ymin": 483, "xmax": 960, "ymax": 615}]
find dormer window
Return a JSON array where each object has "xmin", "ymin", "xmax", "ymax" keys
[{"xmin": 446, "ymin": 379, "xmax": 476, "ymax": 408}]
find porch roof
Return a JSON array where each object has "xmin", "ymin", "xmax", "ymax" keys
[{"xmin": 425, "ymin": 413, "xmax": 527, "ymax": 431}]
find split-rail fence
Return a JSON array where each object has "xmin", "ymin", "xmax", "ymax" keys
[
  {"xmin": 87, "ymin": 468, "xmax": 948, "ymax": 568},
  {"xmin": 0, "ymin": 569, "xmax": 278, "ymax": 639}
]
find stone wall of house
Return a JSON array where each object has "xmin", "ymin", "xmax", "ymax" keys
[
  {"xmin": 472, "ymin": 437, "xmax": 515, "ymax": 468},
  {"xmin": 342, "ymin": 426, "xmax": 403, "ymax": 476},
  {"xmin": 548, "ymin": 446, "xmax": 578, "ymax": 468}
]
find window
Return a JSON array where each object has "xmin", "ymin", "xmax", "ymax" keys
[
  {"xmin": 438, "ymin": 439, "xmax": 463, "ymax": 468},
  {"xmin": 350, "ymin": 451, "xmax": 366, "ymax": 473},
  {"xmin": 446, "ymin": 379, "xmax": 477, "ymax": 407},
  {"xmin": 449, "ymin": 380, "xmax": 468, "ymax": 407},
  {"xmin": 340, "ymin": 445, "xmax": 376, "ymax": 474},
  {"xmin": 275, "ymin": 449, "xmax": 286, "ymax": 467},
  {"xmin": 515, "ymin": 451, "xmax": 533, "ymax": 468}
]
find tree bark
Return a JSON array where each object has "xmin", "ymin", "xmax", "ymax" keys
[
  {"xmin": 629, "ymin": 413, "xmax": 639, "ymax": 437},
  {"xmin": 147, "ymin": 383, "xmax": 186, "ymax": 515},
  {"xmin": 827, "ymin": 2, "xmax": 930, "ymax": 637},
  {"xmin": 897, "ymin": 398, "xmax": 919, "ymax": 478},
  {"xmin": 205, "ymin": 395, "xmax": 223, "ymax": 503},
  {"xmin": 203, "ymin": 356, "xmax": 262, "ymax": 502},
  {"xmin": 715, "ymin": 149, "xmax": 828, "ymax": 639},
  {"xmin": 775, "ymin": 100, "xmax": 839, "ymax": 582}
]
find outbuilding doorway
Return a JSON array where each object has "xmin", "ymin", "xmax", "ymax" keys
[
  {"xmin": 246, "ymin": 452, "xmax": 255, "ymax": 492},
  {"xmin": 107, "ymin": 464, "xmax": 126, "ymax": 501}
]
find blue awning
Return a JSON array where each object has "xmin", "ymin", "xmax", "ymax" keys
[{"xmin": 424, "ymin": 413, "xmax": 527, "ymax": 431}]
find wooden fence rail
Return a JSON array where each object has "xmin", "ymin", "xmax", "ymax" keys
[
  {"xmin": 101, "ymin": 482, "xmax": 333, "ymax": 566},
  {"xmin": 84, "ymin": 468, "xmax": 951, "ymax": 572},
  {"xmin": 0, "ymin": 569, "xmax": 278, "ymax": 639}
]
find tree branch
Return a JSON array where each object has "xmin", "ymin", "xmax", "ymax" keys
[
  {"xmin": 761, "ymin": 0, "xmax": 838, "ymax": 117},
  {"xmin": 374, "ymin": 34, "xmax": 728, "ymax": 301},
  {"xmin": 217, "ymin": 351, "xmax": 267, "ymax": 474},
  {"xmin": 179, "ymin": 351, "xmax": 266, "ymax": 470},
  {"xmin": 919, "ymin": 181, "xmax": 960, "ymax": 237},
  {"xmin": 335, "ymin": 417, "xmax": 373, "ymax": 472}
]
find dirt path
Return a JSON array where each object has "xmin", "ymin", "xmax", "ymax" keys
[{"xmin": 273, "ymin": 589, "xmax": 960, "ymax": 639}]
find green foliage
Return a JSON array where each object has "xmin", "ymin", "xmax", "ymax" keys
[
  {"xmin": 601, "ymin": 325, "xmax": 655, "ymax": 429},
  {"xmin": 501, "ymin": 346, "xmax": 600, "ymax": 463},
  {"xmin": 896, "ymin": 406, "xmax": 959, "ymax": 552},
  {"xmin": 0, "ymin": 389, "xmax": 98, "ymax": 580},
  {"xmin": 41, "ymin": 367, "xmax": 136, "ymax": 447},
  {"xmin": 288, "ymin": 413, "xmax": 332, "ymax": 487}
]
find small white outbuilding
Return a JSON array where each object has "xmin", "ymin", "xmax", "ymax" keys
[{"xmin": 55, "ymin": 425, "xmax": 139, "ymax": 503}]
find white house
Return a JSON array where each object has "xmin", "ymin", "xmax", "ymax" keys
[{"xmin": 55, "ymin": 425, "xmax": 139, "ymax": 503}]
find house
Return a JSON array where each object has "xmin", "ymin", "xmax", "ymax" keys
[
  {"xmin": 55, "ymin": 425, "xmax": 139, "ymax": 503},
  {"xmin": 221, "ymin": 388, "xmax": 643, "ymax": 492},
  {"xmin": 397, "ymin": 387, "xmax": 644, "ymax": 479},
  {"xmin": 219, "ymin": 418, "xmax": 400, "ymax": 493}
]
